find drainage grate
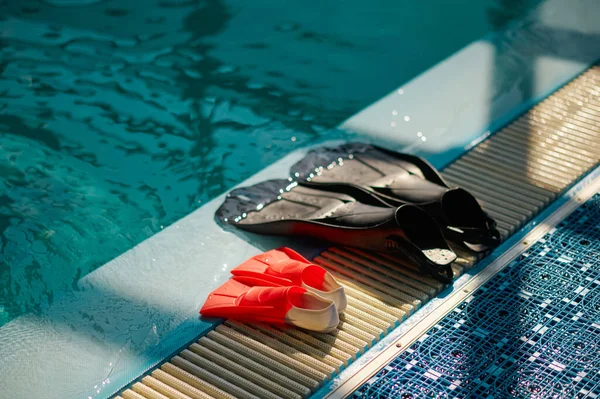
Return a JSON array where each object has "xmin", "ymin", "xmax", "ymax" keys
[
  {"xmin": 111, "ymin": 65, "xmax": 600, "ymax": 399},
  {"xmin": 443, "ymin": 66, "xmax": 600, "ymax": 239}
]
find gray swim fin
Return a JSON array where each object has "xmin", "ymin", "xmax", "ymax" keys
[
  {"xmin": 290, "ymin": 143, "xmax": 500, "ymax": 252},
  {"xmin": 216, "ymin": 179, "xmax": 457, "ymax": 283}
]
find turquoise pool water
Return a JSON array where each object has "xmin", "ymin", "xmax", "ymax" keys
[{"xmin": 0, "ymin": 0, "xmax": 541, "ymax": 326}]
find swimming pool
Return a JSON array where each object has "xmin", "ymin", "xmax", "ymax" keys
[
  {"xmin": 0, "ymin": 0, "xmax": 542, "ymax": 327},
  {"xmin": 3, "ymin": 1, "xmax": 600, "ymax": 398}
]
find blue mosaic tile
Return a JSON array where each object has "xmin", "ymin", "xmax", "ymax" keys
[{"xmin": 351, "ymin": 194, "xmax": 600, "ymax": 399}]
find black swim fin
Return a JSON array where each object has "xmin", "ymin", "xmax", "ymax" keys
[
  {"xmin": 216, "ymin": 179, "xmax": 457, "ymax": 283},
  {"xmin": 290, "ymin": 143, "xmax": 500, "ymax": 252}
]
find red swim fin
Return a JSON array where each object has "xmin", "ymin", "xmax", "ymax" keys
[
  {"xmin": 200, "ymin": 278, "xmax": 339, "ymax": 332},
  {"xmin": 231, "ymin": 247, "xmax": 347, "ymax": 312}
]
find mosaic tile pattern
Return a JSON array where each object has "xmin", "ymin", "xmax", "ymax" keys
[{"xmin": 352, "ymin": 193, "xmax": 600, "ymax": 399}]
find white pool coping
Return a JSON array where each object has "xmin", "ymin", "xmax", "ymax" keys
[{"xmin": 1, "ymin": 1, "xmax": 599, "ymax": 398}]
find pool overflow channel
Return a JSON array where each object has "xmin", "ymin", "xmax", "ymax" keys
[{"xmin": 111, "ymin": 64, "xmax": 600, "ymax": 399}]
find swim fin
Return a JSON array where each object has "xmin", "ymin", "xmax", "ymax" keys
[
  {"xmin": 200, "ymin": 279, "xmax": 339, "ymax": 333},
  {"xmin": 290, "ymin": 142, "xmax": 500, "ymax": 252},
  {"xmin": 231, "ymin": 247, "xmax": 347, "ymax": 312},
  {"xmin": 216, "ymin": 179, "xmax": 456, "ymax": 283}
]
